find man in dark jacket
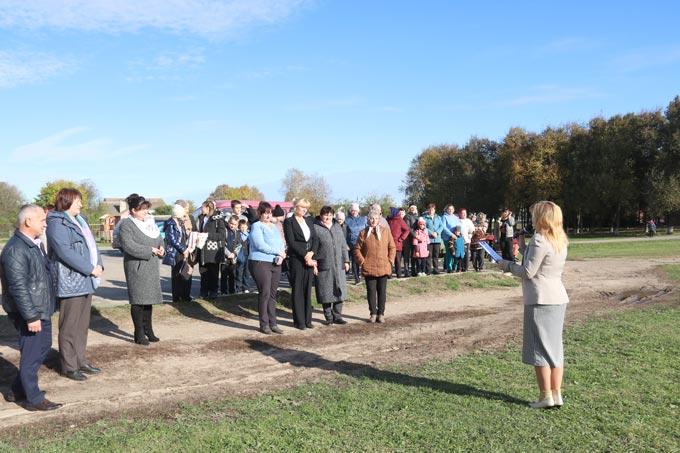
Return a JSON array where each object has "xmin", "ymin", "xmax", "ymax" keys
[{"xmin": 0, "ymin": 204, "xmax": 62, "ymax": 411}]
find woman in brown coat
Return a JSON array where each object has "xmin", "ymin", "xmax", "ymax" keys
[{"xmin": 353, "ymin": 211, "xmax": 396, "ymax": 323}]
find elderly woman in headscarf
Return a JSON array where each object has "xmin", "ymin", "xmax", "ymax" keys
[
  {"xmin": 353, "ymin": 210, "xmax": 396, "ymax": 323},
  {"xmin": 313, "ymin": 206, "xmax": 349, "ymax": 325},
  {"xmin": 163, "ymin": 203, "xmax": 191, "ymax": 302}
]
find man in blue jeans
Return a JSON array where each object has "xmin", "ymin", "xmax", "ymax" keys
[{"xmin": 0, "ymin": 204, "xmax": 62, "ymax": 411}]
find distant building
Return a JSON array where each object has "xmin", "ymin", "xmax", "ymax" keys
[{"xmin": 98, "ymin": 197, "xmax": 166, "ymax": 241}]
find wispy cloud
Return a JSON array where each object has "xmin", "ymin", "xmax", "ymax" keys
[
  {"xmin": 0, "ymin": 0, "xmax": 311, "ymax": 39},
  {"xmin": 448, "ymin": 85, "xmax": 603, "ymax": 111},
  {"xmin": 126, "ymin": 49, "xmax": 205, "ymax": 82},
  {"xmin": 501, "ymin": 85, "xmax": 602, "ymax": 107},
  {"xmin": 538, "ymin": 37, "xmax": 601, "ymax": 54},
  {"xmin": 10, "ymin": 127, "xmax": 147, "ymax": 162},
  {"xmin": 285, "ymin": 95, "xmax": 363, "ymax": 111},
  {"xmin": 0, "ymin": 50, "xmax": 72, "ymax": 88},
  {"xmin": 610, "ymin": 44, "xmax": 680, "ymax": 72}
]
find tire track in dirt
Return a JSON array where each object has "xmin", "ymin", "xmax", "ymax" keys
[{"xmin": 0, "ymin": 257, "xmax": 678, "ymax": 433}]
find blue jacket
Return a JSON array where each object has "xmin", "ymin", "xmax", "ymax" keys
[
  {"xmin": 345, "ymin": 214, "xmax": 367, "ymax": 247},
  {"xmin": 248, "ymin": 221, "xmax": 285, "ymax": 262},
  {"xmin": 423, "ymin": 213, "xmax": 444, "ymax": 244},
  {"xmin": 441, "ymin": 213, "xmax": 461, "ymax": 241},
  {"xmin": 453, "ymin": 235, "xmax": 465, "ymax": 258},
  {"xmin": 46, "ymin": 211, "xmax": 102, "ymax": 298},
  {"xmin": 163, "ymin": 218, "xmax": 187, "ymax": 267}
]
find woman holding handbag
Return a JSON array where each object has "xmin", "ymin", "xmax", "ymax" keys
[
  {"xmin": 197, "ymin": 200, "xmax": 226, "ymax": 300},
  {"xmin": 163, "ymin": 203, "xmax": 192, "ymax": 302}
]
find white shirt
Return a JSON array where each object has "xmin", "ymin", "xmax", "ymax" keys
[{"xmin": 460, "ymin": 218, "xmax": 475, "ymax": 244}]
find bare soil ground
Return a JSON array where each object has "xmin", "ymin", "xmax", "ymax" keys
[{"xmin": 0, "ymin": 257, "xmax": 678, "ymax": 433}]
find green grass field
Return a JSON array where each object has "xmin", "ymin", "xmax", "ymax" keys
[
  {"xmin": 3, "ymin": 271, "xmax": 678, "ymax": 452},
  {"xmin": 567, "ymin": 237, "xmax": 680, "ymax": 260}
]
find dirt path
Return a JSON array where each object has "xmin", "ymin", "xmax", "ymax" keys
[{"xmin": 0, "ymin": 257, "xmax": 678, "ymax": 432}]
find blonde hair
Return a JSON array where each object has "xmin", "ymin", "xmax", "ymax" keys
[
  {"xmin": 295, "ymin": 198, "xmax": 311, "ymax": 209},
  {"xmin": 531, "ymin": 201, "xmax": 568, "ymax": 254}
]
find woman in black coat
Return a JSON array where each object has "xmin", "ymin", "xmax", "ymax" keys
[
  {"xmin": 197, "ymin": 200, "xmax": 226, "ymax": 299},
  {"xmin": 283, "ymin": 198, "xmax": 318, "ymax": 329}
]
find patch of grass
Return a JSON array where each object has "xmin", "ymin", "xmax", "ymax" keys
[
  {"xmin": 6, "ymin": 302, "xmax": 679, "ymax": 451},
  {"xmin": 568, "ymin": 238, "xmax": 680, "ymax": 260},
  {"xmin": 660, "ymin": 264, "xmax": 680, "ymax": 283}
]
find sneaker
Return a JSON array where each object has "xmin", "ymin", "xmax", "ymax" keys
[
  {"xmin": 260, "ymin": 326, "xmax": 273, "ymax": 335},
  {"xmin": 552, "ymin": 390, "xmax": 563, "ymax": 407},
  {"xmin": 270, "ymin": 326, "xmax": 283, "ymax": 334},
  {"xmin": 368, "ymin": 315, "xmax": 377, "ymax": 323},
  {"xmin": 529, "ymin": 395, "xmax": 555, "ymax": 409},
  {"xmin": 244, "ymin": 290, "xmax": 250, "ymax": 294}
]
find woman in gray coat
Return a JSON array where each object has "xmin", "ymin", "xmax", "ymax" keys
[
  {"xmin": 118, "ymin": 194, "xmax": 165, "ymax": 345},
  {"xmin": 313, "ymin": 206, "xmax": 349, "ymax": 325},
  {"xmin": 499, "ymin": 201, "xmax": 569, "ymax": 409}
]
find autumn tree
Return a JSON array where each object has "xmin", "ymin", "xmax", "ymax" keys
[
  {"xmin": 281, "ymin": 168, "xmax": 331, "ymax": 213},
  {"xmin": 209, "ymin": 184, "xmax": 264, "ymax": 201},
  {"xmin": 0, "ymin": 182, "xmax": 24, "ymax": 228},
  {"xmin": 34, "ymin": 180, "xmax": 89, "ymax": 210}
]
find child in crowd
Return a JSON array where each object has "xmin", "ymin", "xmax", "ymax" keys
[
  {"xmin": 470, "ymin": 223, "xmax": 487, "ymax": 272},
  {"xmin": 235, "ymin": 219, "xmax": 250, "ymax": 293},
  {"xmin": 221, "ymin": 215, "xmax": 241, "ymax": 295},
  {"xmin": 412, "ymin": 218, "xmax": 430, "ymax": 276},
  {"xmin": 451, "ymin": 226, "xmax": 465, "ymax": 272}
]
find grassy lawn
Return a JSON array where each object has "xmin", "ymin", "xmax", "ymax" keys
[
  {"xmin": 567, "ymin": 238, "xmax": 680, "ymax": 260},
  {"xmin": 3, "ymin": 297, "xmax": 679, "ymax": 450}
]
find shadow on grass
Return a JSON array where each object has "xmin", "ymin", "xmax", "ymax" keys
[
  {"xmin": 247, "ymin": 340, "xmax": 528, "ymax": 406},
  {"xmin": 90, "ymin": 306, "xmax": 134, "ymax": 343}
]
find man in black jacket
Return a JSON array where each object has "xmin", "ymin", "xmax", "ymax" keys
[{"xmin": 0, "ymin": 204, "xmax": 62, "ymax": 411}]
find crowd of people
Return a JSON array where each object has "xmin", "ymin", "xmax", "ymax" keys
[{"xmin": 1, "ymin": 188, "xmax": 569, "ymax": 412}]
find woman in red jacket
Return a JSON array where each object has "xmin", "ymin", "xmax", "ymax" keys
[{"xmin": 387, "ymin": 207, "xmax": 411, "ymax": 278}]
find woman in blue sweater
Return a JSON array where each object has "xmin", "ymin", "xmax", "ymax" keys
[{"xmin": 248, "ymin": 202, "xmax": 287, "ymax": 334}]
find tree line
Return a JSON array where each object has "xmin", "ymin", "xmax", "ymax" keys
[{"xmin": 402, "ymin": 96, "xmax": 680, "ymax": 232}]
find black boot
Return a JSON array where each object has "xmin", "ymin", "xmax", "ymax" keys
[
  {"xmin": 322, "ymin": 304, "xmax": 333, "ymax": 326},
  {"xmin": 131, "ymin": 306, "xmax": 148, "ymax": 345},
  {"xmin": 143, "ymin": 306, "xmax": 160, "ymax": 342}
]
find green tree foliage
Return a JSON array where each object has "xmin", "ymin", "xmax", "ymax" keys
[
  {"xmin": 0, "ymin": 181, "xmax": 25, "ymax": 227},
  {"xmin": 281, "ymin": 168, "xmax": 331, "ymax": 213},
  {"xmin": 153, "ymin": 204, "xmax": 174, "ymax": 215},
  {"xmin": 34, "ymin": 179, "xmax": 89, "ymax": 210},
  {"xmin": 402, "ymin": 95, "xmax": 680, "ymax": 230},
  {"xmin": 209, "ymin": 184, "xmax": 264, "ymax": 201}
]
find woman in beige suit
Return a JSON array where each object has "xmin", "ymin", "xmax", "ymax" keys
[
  {"xmin": 499, "ymin": 201, "xmax": 569, "ymax": 409},
  {"xmin": 353, "ymin": 211, "xmax": 396, "ymax": 323}
]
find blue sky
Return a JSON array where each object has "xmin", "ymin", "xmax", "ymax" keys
[{"xmin": 1, "ymin": 0, "xmax": 679, "ymax": 206}]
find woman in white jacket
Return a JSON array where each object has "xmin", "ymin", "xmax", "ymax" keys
[{"xmin": 499, "ymin": 201, "xmax": 569, "ymax": 409}]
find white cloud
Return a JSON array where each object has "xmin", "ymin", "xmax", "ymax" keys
[
  {"xmin": 126, "ymin": 49, "xmax": 206, "ymax": 82},
  {"xmin": 0, "ymin": 50, "xmax": 72, "ymax": 88},
  {"xmin": 501, "ymin": 85, "xmax": 602, "ymax": 107},
  {"xmin": 0, "ymin": 0, "xmax": 311, "ymax": 38},
  {"xmin": 610, "ymin": 45, "xmax": 680, "ymax": 72},
  {"xmin": 10, "ymin": 127, "xmax": 147, "ymax": 162}
]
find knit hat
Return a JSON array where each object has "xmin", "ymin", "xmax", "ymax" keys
[{"xmin": 272, "ymin": 205, "xmax": 285, "ymax": 217}]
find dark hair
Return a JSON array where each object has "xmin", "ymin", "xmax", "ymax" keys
[
  {"xmin": 55, "ymin": 188, "xmax": 83, "ymax": 212},
  {"xmin": 257, "ymin": 201, "xmax": 272, "ymax": 216},
  {"xmin": 228, "ymin": 215, "xmax": 240, "ymax": 224},
  {"xmin": 319, "ymin": 205, "xmax": 335, "ymax": 216},
  {"xmin": 238, "ymin": 219, "xmax": 249, "ymax": 227},
  {"xmin": 444, "ymin": 203, "xmax": 454, "ymax": 211},
  {"xmin": 427, "ymin": 203, "xmax": 436, "ymax": 210},
  {"xmin": 126, "ymin": 193, "xmax": 151, "ymax": 212},
  {"xmin": 231, "ymin": 199, "xmax": 242, "ymax": 209},
  {"xmin": 398, "ymin": 207, "xmax": 406, "ymax": 212}
]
